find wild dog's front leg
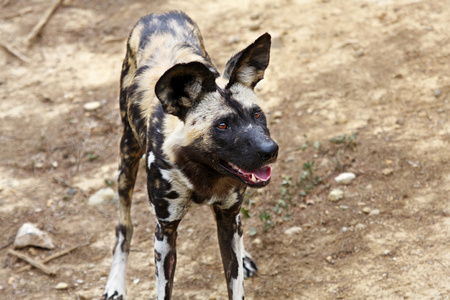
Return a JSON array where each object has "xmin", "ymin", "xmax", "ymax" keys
[
  {"xmin": 213, "ymin": 204, "xmax": 245, "ymax": 300},
  {"xmin": 102, "ymin": 125, "xmax": 142, "ymax": 300},
  {"xmin": 154, "ymin": 220, "xmax": 180, "ymax": 300}
]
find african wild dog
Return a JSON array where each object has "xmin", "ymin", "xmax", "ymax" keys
[{"xmin": 102, "ymin": 11, "xmax": 278, "ymax": 300}]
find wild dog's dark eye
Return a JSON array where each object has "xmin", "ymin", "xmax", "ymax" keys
[
  {"xmin": 254, "ymin": 111, "xmax": 261, "ymax": 119},
  {"xmin": 217, "ymin": 122, "xmax": 228, "ymax": 130}
]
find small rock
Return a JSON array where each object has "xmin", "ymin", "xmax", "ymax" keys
[
  {"xmin": 227, "ymin": 35, "xmax": 240, "ymax": 44},
  {"xmin": 325, "ymin": 256, "xmax": 334, "ymax": 264},
  {"xmin": 328, "ymin": 189, "xmax": 344, "ymax": 202},
  {"xmin": 273, "ymin": 111, "xmax": 283, "ymax": 119},
  {"xmin": 370, "ymin": 209, "xmax": 380, "ymax": 216},
  {"xmin": 14, "ymin": 223, "xmax": 55, "ymax": 250},
  {"xmin": 355, "ymin": 223, "xmax": 366, "ymax": 231},
  {"xmin": 382, "ymin": 168, "xmax": 394, "ymax": 176},
  {"xmin": 340, "ymin": 205, "xmax": 349, "ymax": 210},
  {"xmin": 418, "ymin": 111, "xmax": 427, "ymax": 118},
  {"xmin": 250, "ymin": 13, "xmax": 260, "ymax": 20},
  {"xmin": 83, "ymin": 101, "xmax": 101, "ymax": 111},
  {"xmin": 75, "ymin": 292, "xmax": 92, "ymax": 300},
  {"xmin": 434, "ymin": 88, "xmax": 442, "ymax": 97},
  {"xmin": 334, "ymin": 172, "xmax": 356, "ymax": 185},
  {"xmin": 55, "ymin": 282, "xmax": 69, "ymax": 290},
  {"xmin": 88, "ymin": 187, "xmax": 118, "ymax": 206},
  {"xmin": 354, "ymin": 49, "xmax": 365, "ymax": 57},
  {"xmin": 133, "ymin": 278, "xmax": 140, "ymax": 285},
  {"xmin": 284, "ymin": 226, "xmax": 303, "ymax": 236},
  {"xmin": 249, "ymin": 22, "xmax": 261, "ymax": 31},
  {"xmin": 362, "ymin": 207, "xmax": 371, "ymax": 214},
  {"xmin": 251, "ymin": 238, "xmax": 261, "ymax": 245}
]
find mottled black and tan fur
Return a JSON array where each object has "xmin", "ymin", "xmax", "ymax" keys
[{"xmin": 102, "ymin": 11, "xmax": 278, "ymax": 300}]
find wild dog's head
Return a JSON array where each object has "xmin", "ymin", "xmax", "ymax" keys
[{"xmin": 155, "ymin": 33, "xmax": 278, "ymax": 188}]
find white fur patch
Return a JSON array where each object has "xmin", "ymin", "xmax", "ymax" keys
[
  {"xmin": 147, "ymin": 151, "xmax": 155, "ymax": 169},
  {"xmin": 231, "ymin": 219, "xmax": 245, "ymax": 298},
  {"xmin": 103, "ymin": 231, "xmax": 128, "ymax": 299},
  {"xmin": 154, "ymin": 235, "xmax": 170, "ymax": 300}
]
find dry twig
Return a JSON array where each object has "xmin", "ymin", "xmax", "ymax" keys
[
  {"xmin": 16, "ymin": 240, "xmax": 90, "ymax": 273},
  {"xmin": 8, "ymin": 249, "xmax": 56, "ymax": 276},
  {"xmin": 0, "ymin": 42, "xmax": 30, "ymax": 63},
  {"xmin": 25, "ymin": 0, "xmax": 63, "ymax": 47}
]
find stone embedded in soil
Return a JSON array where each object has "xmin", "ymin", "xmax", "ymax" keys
[
  {"xmin": 328, "ymin": 189, "xmax": 344, "ymax": 202},
  {"xmin": 83, "ymin": 101, "xmax": 101, "ymax": 111},
  {"xmin": 355, "ymin": 223, "xmax": 366, "ymax": 231},
  {"xmin": 284, "ymin": 226, "xmax": 303, "ymax": 236},
  {"xmin": 14, "ymin": 223, "xmax": 55, "ymax": 250},
  {"xmin": 273, "ymin": 111, "xmax": 283, "ymax": 119},
  {"xmin": 382, "ymin": 168, "xmax": 394, "ymax": 175},
  {"xmin": 88, "ymin": 187, "xmax": 118, "ymax": 206},
  {"xmin": 55, "ymin": 282, "xmax": 69, "ymax": 290},
  {"xmin": 370, "ymin": 209, "xmax": 380, "ymax": 216},
  {"xmin": 334, "ymin": 172, "xmax": 356, "ymax": 185},
  {"xmin": 362, "ymin": 207, "xmax": 371, "ymax": 214}
]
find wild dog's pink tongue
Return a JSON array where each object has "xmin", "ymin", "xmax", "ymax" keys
[{"xmin": 241, "ymin": 165, "xmax": 272, "ymax": 181}]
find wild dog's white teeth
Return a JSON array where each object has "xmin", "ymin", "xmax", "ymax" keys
[{"xmin": 251, "ymin": 174, "xmax": 256, "ymax": 182}]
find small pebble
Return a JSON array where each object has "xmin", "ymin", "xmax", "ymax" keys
[
  {"xmin": 355, "ymin": 223, "xmax": 366, "ymax": 231},
  {"xmin": 328, "ymin": 189, "xmax": 344, "ymax": 202},
  {"xmin": 55, "ymin": 282, "xmax": 69, "ymax": 290},
  {"xmin": 88, "ymin": 187, "xmax": 119, "ymax": 206},
  {"xmin": 382, "ymin": 168, "xmax": 394, "ymax": 176},
  {"xmin": 334, "ymin": 172, "xmax": 356, "ymax": 185},
  {"xmin": 273, "ymin": 111, "xmax": 283, "ymax": 119},
  {"xmin": 227, "ymin": 35, "xmax": 240, "ymax": 44},
  {"xmin": 340, "ymin": 205, "xmax": 349, "ymax": 210},
  {"xmin": 83, "ymin": 101, "xmax": 101, "ymax": 111},
  {"xmin": 284, "ymin": 226, "xmax": 303, "ymax": 236},
  {"xmin": 249, "ymin": 23, "xmax": 261, "ymax": 31},
  {"xmin": 434, "ymin": 88, "xmax": 442, "ymax": 97},
  {"xmin": 362, "ymin": 207, "xmax": 371, "ymax": 214},
  {"xmin": 370, "ymin": 209, "xmax": 380, "ymax": 216}
]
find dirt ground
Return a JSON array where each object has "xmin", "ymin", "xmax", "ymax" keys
[{"xmin": 0, "ymin": 0, "xmax": 449, "ymax": 299}]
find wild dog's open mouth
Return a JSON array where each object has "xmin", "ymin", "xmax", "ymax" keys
[{"xmin": 219, "ymin": 161, "xmax": 272, "ymax": 187}]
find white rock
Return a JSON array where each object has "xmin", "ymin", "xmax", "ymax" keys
[
  {"xmin": 355, "ymin": 223, "xmax": 366, "ymax": 231},
  {"xmin": 370, "ymin": 209, "xmax": 380, "ymax": 216},
  {"xmin": 83, "ymin": 101, "xmax": 101, "ymax": 111},
  {"xmin": 14, "ymin": 223, "xmax": 55, "ymax": 250},
  {"xmin": 284, "ymin": 226, "xmax": 303, "ymax": 236},
  {"xmin": 55, "ymin": 282, "xmax": 69, "ymax": 290},
  {"xmin": 334, "ymin": 172, "xmax": 356, "ymax": 185},
  {"xmin": 328, "ymin": 189, "xmax": 344, "ymax": 202},
  {"xmin": 88, "ymin": 187, "xmax": 118, "ymax": 206}
]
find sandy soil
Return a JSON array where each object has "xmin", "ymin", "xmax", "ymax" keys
[{"xmin": 0, "ymin": 0, "xmax": 449, "ymax": 299}]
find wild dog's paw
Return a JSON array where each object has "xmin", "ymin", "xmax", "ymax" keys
[
  {"xmin": 243, "ymin": 254, "xmax": 258, "ymax": 279},
  {"xmin": 101, "ymin": 290, "xmax": 124, "ymax": 300}
]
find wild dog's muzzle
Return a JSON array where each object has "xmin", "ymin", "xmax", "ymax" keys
[{"xmin": 219, "ymin": 137, "xmax": 278, "ymax": 187}]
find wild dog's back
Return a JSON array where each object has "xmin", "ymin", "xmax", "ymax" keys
[{"xmin": 119, "ymin": 11, "xmax": 218, "ymax": 147}]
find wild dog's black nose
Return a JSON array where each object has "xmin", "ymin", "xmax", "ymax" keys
[{"xmin": 257, "ymin": 140, "xmax": 279, "ymax": 162}]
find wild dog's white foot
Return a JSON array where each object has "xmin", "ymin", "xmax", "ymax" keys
[
  {"xmin": 243, "ymin": 250, "xmax": 258, "ymax": 279},
  {"xmin": 102, "ymin": 226, "xmax": 128, "ymax": 300}
]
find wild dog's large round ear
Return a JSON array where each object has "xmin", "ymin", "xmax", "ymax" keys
[
  {"xmin": 155, "ymin": 62, "xmax": 217, "ymax": 120},
  {"xmin": 224, "ymin": 33, "xmax": 271, "ymax": 90}
]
